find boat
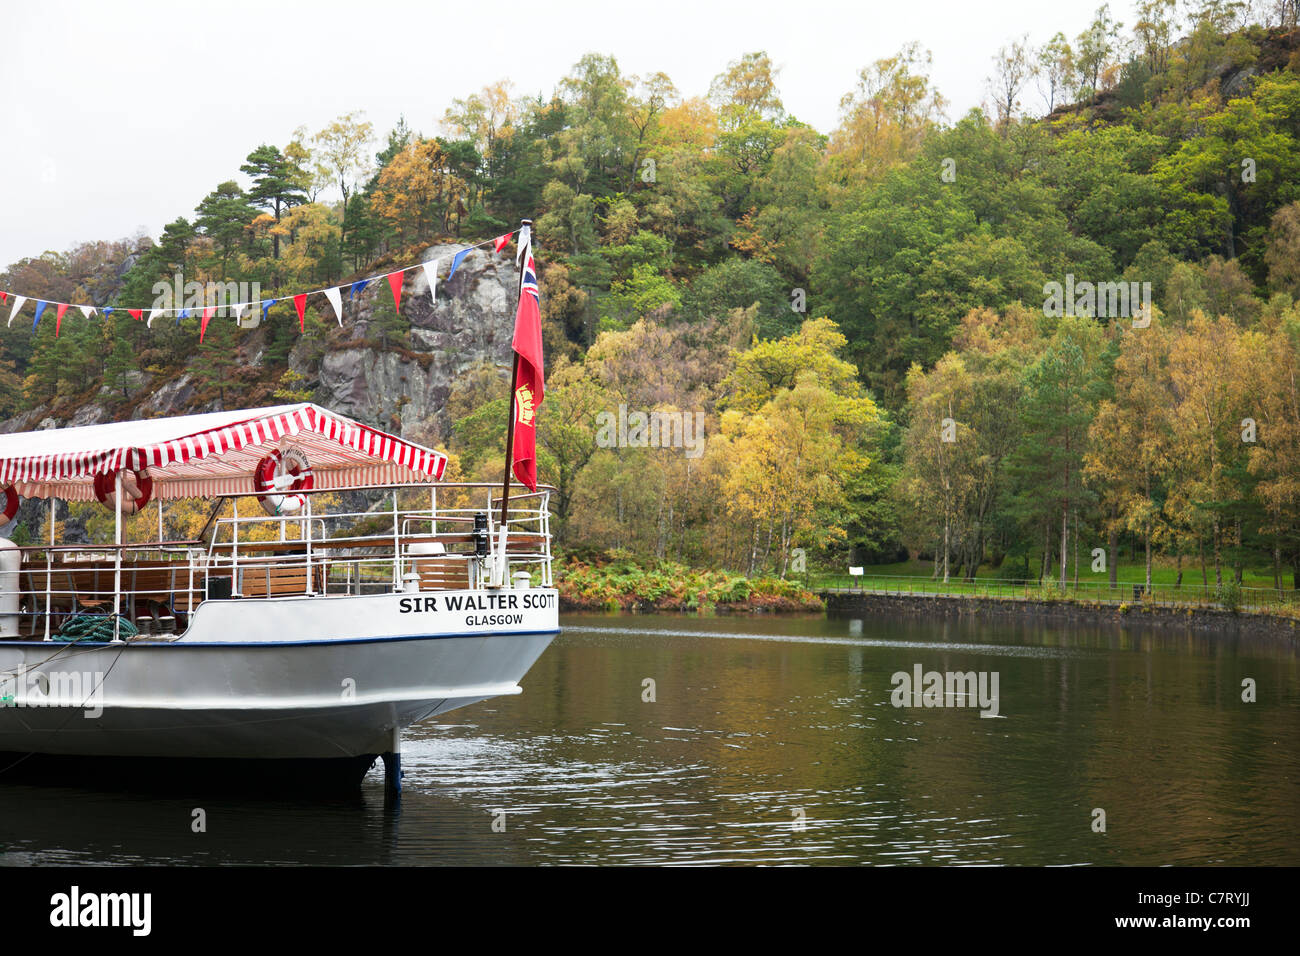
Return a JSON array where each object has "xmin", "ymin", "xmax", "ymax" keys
[{"xmin": 0, "ymin": 402, "xmax": 559, "ymax": 792}]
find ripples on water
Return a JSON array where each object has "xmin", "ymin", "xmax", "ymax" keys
[{"xmin": 1, "ymin": 612, "xmax": 1297, "ymax": 865}]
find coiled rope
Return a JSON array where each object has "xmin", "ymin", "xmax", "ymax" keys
[{"xmin": 54, "ymin": 614, "xmax": 138, "ymax": 643}]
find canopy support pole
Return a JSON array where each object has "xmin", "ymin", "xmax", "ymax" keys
[
  {"xmin": 113, "ymin": 472, "xmax": 122, "ymax": 642},
  {"xmin": 43, "ymin": 499, "xmax": 53, "ymax": 641}
]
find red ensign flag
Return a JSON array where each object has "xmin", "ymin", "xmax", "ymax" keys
[{"xmin": 510, "ymin": 241, "xmax": 544, "ymax": 492}]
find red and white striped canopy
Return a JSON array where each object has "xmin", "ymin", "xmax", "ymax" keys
[{"xmin": 0, "ymin": 403, "xmax": 447, "ymax": 500}]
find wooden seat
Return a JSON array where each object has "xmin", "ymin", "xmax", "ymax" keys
[
  {"xmin": 236, "ymin": 563, "xmax": 325, "ymax": 598},
  {"xmin": 240, "ymin": 564, "xmax": 309, "ymax": 597},
  {"xmin": 415, "ymin": 556, "xmax": 471, "ymax": 591}
]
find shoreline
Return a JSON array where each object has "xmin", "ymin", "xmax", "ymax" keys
[{"xmin": 559, "ymin": 582, "xmax": 1300, "ymax": 640}]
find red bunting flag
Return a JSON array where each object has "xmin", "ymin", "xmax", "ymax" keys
[
  {"xmin": 293, "ymin": 293, "xmax": 307, "ymax": 331},
  {"xmin": 200, "ymin": 305, "xmax": 217, "ymax": 343},
  {"xmin": 128, "ymin": 309, "xmax": 143, "ymax": 321},
  {"xmin": 387, "ymin": 271, "xmax": 404, "ymax": 314},
  {"xmin": 510, "ymin": 238, "xmax": 544, "ymax": 492},
  {"xmin": 55, "ymin": 303, "xmax": 68, "ymax": 337},
  {"xmin": 1, "ymin": 292, "xmax": 6, "ymax": 305},
  {"xmin": 493, "ymin": 233, "xmax": 511, "ymax": 253}
]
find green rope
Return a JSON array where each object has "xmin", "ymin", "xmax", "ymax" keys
[{"xmin": 54, "ymin": 614, "xmax": 138, "ymax": 643}]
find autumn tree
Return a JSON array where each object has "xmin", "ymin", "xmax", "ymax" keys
[
  {"xmin": 241, "ymin": 145, "xmax": 307, "ymax": 259},
  {"xmin": 313, "ymin": 111, "xmax": 375, "ymax": 244}
]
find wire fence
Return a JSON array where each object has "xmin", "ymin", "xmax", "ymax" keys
[{"xmin": 806, "ymin": 572, "xmax": 1300, "ymax": 615}]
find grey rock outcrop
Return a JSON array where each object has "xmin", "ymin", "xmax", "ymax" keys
[{"xmin": 306, "ymin": 241, "xmax": 516, "ymax": 437}]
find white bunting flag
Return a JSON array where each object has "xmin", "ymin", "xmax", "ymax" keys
[
  {"xmin": 147, "ymin": 307, "xmax": 164, "ymax": 328},
  {"xmin": 421, "ymin": 260, "xmax": 439, "ymax": 305},
  {"xmin": 515, "ymin": 224, "xmax": 531, "ymax": 266},
  {"xmin": 323, "ymin": 287, "xmax": 343, "ymax": 326},
  {"xmin": 230, "ymin": 303, "xmax": 247, "ymax": 320},
  {"xmin": 7, "ymin": 296, "xmax": 27, "ymax": 327},
  {"xmin": 78, "ymin": 305, "xmax": 96, "ymax": 319}
]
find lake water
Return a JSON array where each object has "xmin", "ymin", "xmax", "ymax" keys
[{"xmin": 1, "ymin": 611, "xmax": 1297, "ymax": 865}]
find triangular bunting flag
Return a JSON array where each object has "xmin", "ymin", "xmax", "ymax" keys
[
  {"xmin": 55, "ymin": 303, "xmax": 68, "ymax": 337},
  {"xmin": 261, "ymin": 299, "xmax": 276, "ymax": 319},
  {"xmin": 421, "ymin": 260, "xmax": 439, "ymax": 305},
  {"xmin": 349, "ymin": 279, "xmax": 370, "ymax": 301},
  {"xmin": 128, "ymin": 309, "xmax": 143, "ymax": 321},
  {"xmin": 103, "ymin": 307, "xmax": 114, "ymax": 317},
  {"xmin": 293, "ymin": 293, "xmax": 307, "ymax": 331},
  {"xmin": 178, "ymin": 308, "xmax": 190, "ymax": 320},
  {"xmin": 447, "ymin": 248, "xmax": 471, "ymax": 282},
  {"xmin": 32, "ymin": 300, "xmax": 47, "ymax": 332},
  {"xmin": 515, "ymin": 222, "xmax": 531, "ymax": 266},
  {"xmin": 147, "ymin": 307, "xmax": 165, "ymax": 328},
  {"xmin": 7, "ymin": 296, "xmax": 27, "ymax": 327},
  {"xmin": 1, "ymin": 292, "xmax": 6, "ymax": 305},
  {"xmin": 323, "ymin": 287, "xmax": 343, "ymax": 326},
  {"xmin": 387, "ymin": 271, "xmax": 404, "ymax": 314},
  {"xmin": 231, "ymin": 303, "xmax": 247, "ymax": 320},
  {"xmin": 78, "ymin": 305, "xmax": 95, "ymax": 320},
  {"xmin": 200, "ymin": 305, "xmax": 217, "ymax": 343},
  {"xmin": 493, "ymin": 233, "xmax": 511, "ymax": 252}
]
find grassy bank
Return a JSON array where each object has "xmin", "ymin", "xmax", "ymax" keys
[
  {"xmin": 806, "ymin": 559, "xmax": 1300, "ymax": 616},
  {"xmin": 554, "ymin": 556, "xmax": 823, "ymax": 613}
]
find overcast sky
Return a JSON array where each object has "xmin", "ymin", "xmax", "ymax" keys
[{"xmin": 0, "ymin": 0, "xmax": 1147, "ymax": 268}]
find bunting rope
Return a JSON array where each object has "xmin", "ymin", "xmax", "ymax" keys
[{"xmin": 0, "ymin": 229, "xmax": 519, "ymax": 339}]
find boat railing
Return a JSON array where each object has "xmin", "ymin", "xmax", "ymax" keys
[
  {"xmin": 204, "ymin": 481, "xmax": 554, "ymax": 600},
  {"xmin": 0, "ymin": 482, "xmax": 554, "ymax": 641},
  {"xmin": 3, "ymin": 542, "xmax": 207, "ymax": 640}
]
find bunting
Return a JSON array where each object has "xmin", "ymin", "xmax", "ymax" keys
[
  {"xmin": 199, "ymin": 305, "xmax": 217, "ymax": 343},
  {"xmin": 8, "ymin": 296, "xmax": 27, "ymax": 327},
  {"xmin": 446, "ymin": 247, "xmax": 472, "ymax": 282},
  {"xmin": 421, "ymin": 260, "xmax": 439, "ymax": 305},
  {"xmin": 322, "ymin": 287, "xmax": 343, "ymax": 325},
  {"xmin": 387, "ymin": 271, "xmax": 404, "ymax": 314},
  {"xmin": 0, "ymin": 227, "xmax": 521, "ymax": 343}
]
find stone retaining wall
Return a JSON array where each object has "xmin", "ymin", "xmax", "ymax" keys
[{"xmin": 823, "ymin": 591, "xmax": 1300, "ymax": 640}]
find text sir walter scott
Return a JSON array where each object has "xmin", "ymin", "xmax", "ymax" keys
[{"xmin": 397, "ymin": 590, "xmax": 555, "ymax": 626}]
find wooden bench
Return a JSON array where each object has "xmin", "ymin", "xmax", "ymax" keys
[
  {"xmin": 19, "ymin": 559, "xmax": 200, "ymax": 631},
  {"xmin": 237, "ymin": 563, "xmax": 324, "ymax": 597},
  {"xmin": 413, "ymin": 556, "xmax": 471, "ymax": 591}
]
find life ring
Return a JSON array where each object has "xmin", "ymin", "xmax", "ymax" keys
[
  {"xmin": 93, "ymin": 469, "xmax": 153, "ymax": 516},
  {"xmin": 254, "ymin": 447, "xmax": 313, "ymax": 516},
  {"xmin": 1, "ymin": 485, "xmax": 18, "ymax": 523}
]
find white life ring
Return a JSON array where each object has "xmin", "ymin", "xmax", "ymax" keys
[{"xmin": 254, "ymin": 447, "xmax": 314, "ymax": 516}]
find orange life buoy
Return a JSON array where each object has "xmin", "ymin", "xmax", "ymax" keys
[
  {"xmin": 93, "ymin": 469, "xmax": 153, "ymax": 515},
  {"xmin": 1, "ymin": 485, "xmax": 18, "ymax": 523},
  {"xmin": 254, "ymin": 447, "xmax": 313, "ymax": 515}
]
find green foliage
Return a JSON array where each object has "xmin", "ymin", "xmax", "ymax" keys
[{"xmin": 555, "ymin": 554, "xmax": 822, "ymax": 612}]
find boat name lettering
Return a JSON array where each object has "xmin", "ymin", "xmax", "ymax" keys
[
  {"xmin": 398, "ymin": 597, "xmax": 440, "ymax": 613},
  {"xmin": 466, "ymin": 614, "xmax": 524, "ymax": 627},
  {"xmin": 444, "ymin": 593, "xmax": 520, "ymax": 612}
]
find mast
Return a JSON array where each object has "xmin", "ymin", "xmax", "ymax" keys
[{"xmin": 499, "ymin": 219, "xmax": 531, "ymax": 530}]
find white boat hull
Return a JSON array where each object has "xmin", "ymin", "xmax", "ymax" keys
[{"xmin": 0, "ymin": 589, "xmax": 559, "ymax": 759}]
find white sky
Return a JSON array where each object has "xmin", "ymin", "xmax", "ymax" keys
[{"xmin": 0, "ymin": 0, "xmax": 1147, "ymax": 268}]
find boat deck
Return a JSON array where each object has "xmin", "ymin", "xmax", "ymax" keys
[{"xmin": 2, "ymin": 483, "xmax": 554, "ymax": 642}]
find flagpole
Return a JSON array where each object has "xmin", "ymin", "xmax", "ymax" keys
[{"xmin": 500, "ymin": 219, "xmax": 531, "ymax": 529}]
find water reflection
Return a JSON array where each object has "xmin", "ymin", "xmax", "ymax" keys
[{"xmin": 2, "ymin": 611, "xmax": 1297, "ymax": 865}]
